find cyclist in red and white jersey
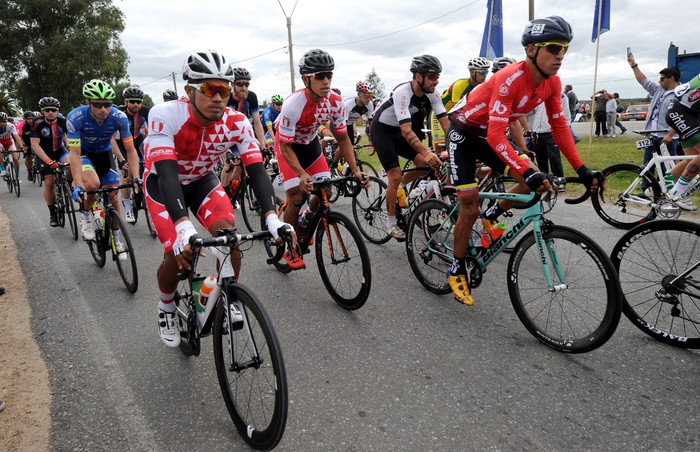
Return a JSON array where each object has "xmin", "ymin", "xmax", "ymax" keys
[
  {"xmin": 275, "ymin": 48, "xmax": 367, "ymax": 268},
  {"xmin": 445, "ymin": 16, "xmax": 603, "ymax": 306},
  {"xmin": 0, "ymin": 112, "xmax": 24, "ymax": 179},
  {"xmin": 145, "ymin": 50, "xmax": 293, "ymax": 348}
]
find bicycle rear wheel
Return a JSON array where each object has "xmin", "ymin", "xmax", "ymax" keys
[
  {"xmin": 110, "ymin": 213, "xmax": 138, "ymax": 293},
  {"xmin": 11, "ymin": 162, "xmax": 20, "ymax": 197},
  {"xmin": 508, "ymin": 225, "xmax": 622, "ymax": 353},
  {"xmin": 240, "ymin": 179, "xmax": 262, "ymax": 233},
  {"xmin": 88, "ymin": 229, "xmax": 107, "ymax": 267},
  {"xmin": 55, "ymin": 185, "xmax": 66, "ymax": 227},
  {"xmin": 351, "ymin": 175, "xmax": 391, "ymax": 244},
  {"xmin": 592, "ymin": 163, "xmax": 659, "ymax": 229},
  {"xmin": 405, "ymin": 199, "xmax": 455, "ymax": 294},
  {"xmin": 63, "ymin": 182, "xmax": 79, "ymax": 240},
  {"xmin": 610, "ymin": 219, "xmax": 700, "ymax": 348},
  {"xmin": 315, "ymin": 211, "xmax": 372, "ymax": 310},
  {"xmin": 213, "ymin": 283, "xmax": 288, "ymax": 450}
]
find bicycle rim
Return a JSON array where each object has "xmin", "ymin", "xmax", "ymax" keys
[
  {"xmin": 507, "ymin": 225, "xmax": 621, "ymax": 353},
  {"xmin": 111, "ymin": 213, "xmax": 138, "ymax": 293},
  {"xmin": 315, "ymin": 212, "xmax": 372, "ymax": 310},
  {"xmin": 55, "ymin": 187, "xmax": 66, "ymax": 227},
  {"xmin": 611, "ymin": 219, "xmax": 700, "ymax": 348},
  {"xmin": 213, "ymin": 284, "xmax": 288, "ymax": 450},
  {"xmin": 64, "ymin": 183, "xmax": 79, "ymax": 240},
  {"xmin": 592, "ymin": 164, "xmax": 659, "ymax": 229},
  {"xmin": 88, "ymin": 229, "xmax": 107, "ymax": 267},
  {"xmin": 405, "ymin": 199, "xmax": 455, "ymax": 294},
  {"xmin": 351, "ymin": 175, "xmax": 391, "ymax": 244}
]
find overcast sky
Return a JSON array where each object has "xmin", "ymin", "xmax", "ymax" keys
[{"xmin": 115, "ymin": 0, "xmax": 696, "ymax": 104}]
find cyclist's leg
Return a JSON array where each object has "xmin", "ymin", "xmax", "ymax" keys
[
  {"xmin": 371, "ymin": 122, "xmax": 404, "ymax": 234},
  {"xmin": 665, "ymin": 103, "xmax": 700, "ymax": 197}
]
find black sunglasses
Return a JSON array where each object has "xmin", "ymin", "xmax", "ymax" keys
[
  {"xmin": 235, "ymin": 81, "xmax": 250, "ymax": 87},
  {"xmin": 311, "ymin": 71, "xmax": 333, "ymax": 80},
  {"xmin": 90, "ymin": 102, "xmax": 112, "ymax": 109},
  {"xmin": 42, "ymin": 108, "xmax": 59, "ymax": 112}
]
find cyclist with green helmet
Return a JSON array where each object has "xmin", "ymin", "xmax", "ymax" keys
[
  {"xmin": 66, "ymin": 79, "xmax": 141, "ymax": 245},
  {"xmin": 262, "ymin": 94, "xmax": 284, "ymax": 145}
]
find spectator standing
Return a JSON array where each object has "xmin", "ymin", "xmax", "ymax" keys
[
  {"xmin": 564, "ymin": 84, "xmax": 580, "ymax": 142},
  {"xmin": 627, "ymin": 53, "xmax": 680, "ymax": 194},
  {"xmin": 613, "ymin": 92, "xmax": 627, "ymax": 134},
  {"xmin": 592, "ymin": 90, "xmax": 608, "ymax": 136},
  {"xmin": 604, "ymin": 91, "xmax": 618, "ymax": 137}
]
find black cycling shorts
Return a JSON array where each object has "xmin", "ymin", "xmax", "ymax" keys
[{"xmin": 370, "ymin": 121, "xmax": 420, "ymax": 171}]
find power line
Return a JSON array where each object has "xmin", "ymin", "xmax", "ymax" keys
[
  {"xmin": 139, "ymin": 74, "xmax": 175, "ymax": 87},
  {"xmin": 296, "ymin": 0, "xmax": 482, "ymax": 47},
  {"xmin": 230, "ymin": 46, "xmax": 288, "ymax": 65}
]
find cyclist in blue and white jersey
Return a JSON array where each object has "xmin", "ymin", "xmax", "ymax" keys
[
  {"xmin": 262, "ymin": 94, "xmax": 284, "ymax": 146},
  {"xmin": 66, "ymin": 79, "xmax": 141, "ymax": 243}
]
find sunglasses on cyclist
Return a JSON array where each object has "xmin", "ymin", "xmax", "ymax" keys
[
  {"xmin": 423, "ymin": 72, "xmax": 440, "ymax": 81},
  {"xmin": 234, "ymin": 81, "xmax": 250, "ymax": 88},
  {"xmin": 309, "ymin": 71, "xmax": 333, "ymax": 81},
  {"xmin": 475, "ymin": 70, "xmax": 488, "ymax": 76},
  {"xmin": 42, "ymin": 108, "xmax": 59, "ymax": 112},
  {"xmin": 273, "ymin": 102, "xmax": 283, "ymax": 106},
  {"xmin": 189, "ymin": 82, "xmax": 232, "ymax": 98},
  {"xmin": 534, "ymin": 41, "xmax": 570, "ymax": 55},
  {"xmin": 127, "ymin": 99, "xmax": 142, "ymax": 104},
  {"xmin": 90, "ymin": 102, "xmax": 113, "ymax": 109}
]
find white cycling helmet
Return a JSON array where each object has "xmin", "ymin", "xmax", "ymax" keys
[
  {"xmin": 182, "ymin": 50, "xmax": 234, "ymax": 82},
  {"xmin": 491, "ymin": 56, "xmax": 517, "ymax": 73},
  {"xmin": 467, "ymin": 57, "xmax": 491, "ymax": 71}
]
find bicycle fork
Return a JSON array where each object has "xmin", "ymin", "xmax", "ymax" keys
[{"xmin": 532, "ymin": 220, "xmax": 568, "ymax": 294}]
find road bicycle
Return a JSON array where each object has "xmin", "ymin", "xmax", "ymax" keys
[
  {"xmin": 593, "ymin": 129, "xmax": 700, "ymax": 229},
  {"xmin": 610, "ymin": 219, "xmax": 700, "ymax": 348},
  {"xmin": 405, "ymin": 182, "xmax": 622, "ymax": 353},
  {"xmin": 81, "ymin": 184, "xmax": 138, "ymax": 293},
  {"xmin": 351, "ymin": 164, "xmax": 452, "ymax": 244},
  {"xmin": 323, "ymin": 137, "xmax": 379, "ymax": 203},
  {"xmin": 174, "ymin": 227, "xmax": 289, "ymax": 450},
  {"xmin": 125, "ymin": 161, "xmax": 156, "ymax": 238},
  {"xmin": 263, "ymin": 176, "xmax": 372, "ymax": 310},
  {"xmin": 2, "ymin": 148, "xmax": 21, "ymax": 197},
  {"xmin": 52, "ymin": 163, "xmax": 79, "ymax": 240}
]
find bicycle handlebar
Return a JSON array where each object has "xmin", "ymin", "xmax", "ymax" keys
[
  {"xmin": 633, "ymin": 129, "xmax": 669, "ymax": 136},
  {"xmin": 84, "ymin": 183, "xmax": 137, "ymax": 195}
]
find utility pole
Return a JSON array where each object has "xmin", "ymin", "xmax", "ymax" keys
[
  {"xmin": 171, "ymin": 72, "xmax": 178, "ymax": 95},
  {"xmin": 278, "ymin": 0, "xmax": 299, "ymax": 93}
]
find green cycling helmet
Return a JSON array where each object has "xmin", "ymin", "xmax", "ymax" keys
[
  {"xmin": 83, "ymin": 79, "xmax": 116, "ymax": 100},
  {"xmin": 271, "ymin": 94, "xmax": 284, "ymax": 104}
]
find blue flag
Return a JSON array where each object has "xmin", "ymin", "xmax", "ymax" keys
[
  {"xmin": 591, "ymin": 0, "xmax": 611, "ymax": 42},
  {"xmin": 479, "ymin": 0, "xmax": 503, "ymax": 59}
]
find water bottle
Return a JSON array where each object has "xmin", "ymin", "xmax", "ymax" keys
[
  {"xmin": 93, "ymin": 206, "xmax": 104, "ymax": 230},
  {"xmin": 196, "ymin": 276, "xmax": 220, "ymax": 333},
  {"xmin": 397, "ymin": 186, "xmax": 408, "ymax": 207},
  {"xmin": 664, "ymin": 172, "xmax": 674, "ymax": 191},
  {"xmin": 407, "ymin": 180, "xmax": 428, "ymax": 204},
  {"xmin": 199, "ymin": 276, "xmax": 216, "ymax": 310},
  {"xmin": 480, "ymin": 218, "xmax": 506, "ymax": 248}
]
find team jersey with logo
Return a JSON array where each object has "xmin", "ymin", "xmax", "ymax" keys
[
  {"xmin": 116, "ymin": 104, "xmax": 150, "ymax": 139},
  {"xmin": 674, "ymin": 74, "xmax": 700, "ymax": 112},
  {"xmin": 374, "ymin": 82, "xmax": 447, "ymax": 128},
  {"xmin": 344, "ymin": 96, "xmax": 375, "ymax": 122},
  {"xmin": 31, "ymin": 117, "xmax": 68, "ymax": 153},
  {"xmin": 145, "ymin": 99, "xmax": 262, "ymax": 185},
  {"xmin": 0, "ymin": 123, "xmax": 18, "ymax": 148},
  {"xmin": 276, "ymin": 89, "xmax": 347, "ymax": 144},
  {"xmin": 261, "ymin": 104, "xmax": 281, "ymax": 129},
  {"xmin": 449, "ymin": 61, "xmax": 582, "ymax": 176},
  {"xmin": 66, "ymin": 105, "xmax": 133, "ymax": 152},
  {"xmin": 441, "ymin": 78, "xmax": 478, "ymax": 111}
]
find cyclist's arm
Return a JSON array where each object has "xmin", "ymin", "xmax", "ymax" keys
[
  {"xmin": 546, "ymin": 94, "xmax": 584, "ymax": 170},
  {"xmin": 116, "ymin": 115, "xmax": 140, "ymax": 180},
  {"xmin": 510, "ymin": 117, "xmax": 528, "ymax": 151},
  {"xmin": 30, "ymin": 137, "xmax": 51, "ymax": 163},
  {"xmin": 12, "ymin": 132, "xmax": 23, "ymax": 151},
  {"xmin": 251, "ymin": 112, "xmax": 267, "ymax": 149},
  {"xmin": 110, "ymin": 133, "xmax": 126, "ymax": 166},
  {"xmin": 153, "ymin": 159, "xmax": 188, "ymax": 223}
]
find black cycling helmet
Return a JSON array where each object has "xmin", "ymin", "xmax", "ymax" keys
[
  {"xmin": 410, "ymin": 55, "xmax": 442, "ymax": 74},
  {"xmin": 163, "ymin": 89, "xmax": 178, "ymax": 101},
  {"xmin": 232, "ymin": 67, "xmax": 251, "ymax": 81},
  {"xmin": 23, "ymin": 111, "xmax": 35, "ymax": 119},
  {"xmin": 39, "ymin": 97, "xmax": 61, "ymax": 108},
  {"xmin": 521, "ymin": 16, "xmax": 573, "ymax": 46},
  {"xmin": 298, "ymin": 49, "xmax": 335, "ymax": 75},
  {"xmin": 122, "ymin": 86, "xmax": 144, "ymax": 99},
  {"xmin": 331, "ymin": 87, "xmax": 341, "ymax": 96},
  {"xmin": 182, "ymin": 50, "xmax": 234, "ymax": 82}
]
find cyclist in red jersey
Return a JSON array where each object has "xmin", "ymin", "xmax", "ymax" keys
[
  {"xmin": 144, "ymin": 50, "xmax": 294, "ymax": 348},
  {"xmin": 275, "ymin": 49, "xmax": 367, "ymax": 268},
  {"xmin": 445, "ymin": 16, "xmax": 603, "ymax": 306}
]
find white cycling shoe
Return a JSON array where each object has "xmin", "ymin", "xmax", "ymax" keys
[{"xmin": 157, "ymin": 309, "xmax": 181, "ymax": 348}]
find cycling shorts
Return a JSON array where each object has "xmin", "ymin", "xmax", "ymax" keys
[
  {"xmin": 143, "ymin": 171, "xmax": 235, "ymax": 253},
  {"xmin": 275, "ymin": 138, "xmax": 330, "ymax": 190},
  {"xmin": 370, "ymin": 120, "xmax": 421, "ymax": 171},
  {"xmin": 666, "ymin": 101, "xmax": 700, "ymax": 147},
  {"xmin": 447, "ymin": 124, "xmax": 528, "ymax": 193},
  {"xmin": 81, "ymin": 151, "xmax": 120, "ymax": 186}
]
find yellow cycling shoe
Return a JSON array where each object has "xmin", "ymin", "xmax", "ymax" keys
[{"xmin": 447, "ymin": 275, "xmax": 474, "ymax": 306}]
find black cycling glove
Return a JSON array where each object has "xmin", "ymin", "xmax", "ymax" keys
[
  {"xmin": 576, "ymin": 165, "xmax": 603, "ymax": 189},
  {"xmin": 523, "ymin": 168, "xmax": 547, "ymax": 192}
]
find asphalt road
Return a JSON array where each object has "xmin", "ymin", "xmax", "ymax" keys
[
  {"xmin": 2, "ymin": 180, "xmax": 699, "ymax": 451},
  {"xmin": 571, "ymin": 119, "xmax": 648, "ymax": 137}
]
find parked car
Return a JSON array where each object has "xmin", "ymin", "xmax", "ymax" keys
[{"xmin": 621, "ymin": 104, "xmax": 649, "ymax": 121}]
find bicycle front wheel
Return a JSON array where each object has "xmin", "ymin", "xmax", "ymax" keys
[
  {"xmin": 351, "ymin": 175, "xmax": 391, "ymax": 244},
  {"xmin": 405, "ymin": 199, "xmax": 456, "ymax": 294},
  {"xmin": 507, "ymin": 225, "xmax": 622, "ymax": 353},
  {"xmin": 592, "ymin": 163, "xmax": 659, "ymax": 229},
  {"xmin": 55, "ymin": 185, "xmax": 66, "ymax": 227},
  {"xmin": 610, "ymin": 219, "xmax": 700, "ymax": 348},
  {"xmin": 315, "ymin": 211, "xmax": 372, "ymax": 310},
  {"xmin": 63, "ymin": 182, "xmax": 79, "ymax": 240},
  {"xmin": 213, "ymin": 283, "xmax": 288, "ymax": 450},
  {"xmin": 110, "ymin": 213, "xmax": 138, "ymax": 293},
  {"xmin": 88, "ymin": 229, "xmax": 107, "ymax": 268},
  {"xmin": 240, "ymin": 179, "xmax": 263, "ymax": 233}
]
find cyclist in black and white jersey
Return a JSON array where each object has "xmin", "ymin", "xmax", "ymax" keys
[
  {"xmin": 345, "ymin": 80, "xmax": 375, "ymax": 145},
  {"xmin": 370, "ymin": 55, "xmax": 447, "ymax": 240}
]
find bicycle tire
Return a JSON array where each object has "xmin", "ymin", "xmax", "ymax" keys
[
  {"xmin": 610, "ymin": 219, "xmax": 700, "ymax": 348},
  {"xmin": 405, "ymin": 199, "xmax": 456, "ymax": 294},
  {"xmin": 88, "ymin": 228, "xmax": 107, "ymax": 267},
  {"xmin": 592, "ymin": 163, "xmax": 660, "ymax": 229},
  {"xmin": 327, "ymin": 164, "xmax": 342, "ymax": 203},
  {"xmin": 351, "ymin": 175, "xmax": 391, "ymax": 244},
  {"xmin": 63, "ymin": 182, "xmax": 79, "ymax": 241},
  {"xmin": 109, "ymin": 212, "xmax": 138, "ymax": 293},
  {"xmin": 4, "ymin": 163, "xmax": 12, "ymax": 192},
  {"xmin": 11, "ymin": 162, "xmax": 20, "ymax": 197},
  {"xmin": 213, "ymin": 283, "xmax": 288, "ymax": 450},
  {"xmin": 55, "ymin": 184, "xmax": 66, "ymax": 227},
  {"xmin": 479, "ymin": 175, "xmax": 523, "ymax": 252},
  {"xmin": 175, "ymin": 279, "xmax": 198, "ymax": 357},
  {"xmin": 358, "ymin": 160, "xmax": 380, "ymax": 180},
  {"xmin": 130, "ymin": 191, "xmax": 140, "ymax": 224},
  {"xmin": 240, "ymin": 179, "xmax": 262, "ymax": 233},
  {"xmin": 6, "ymin": 161, "xmax": 15, "ymax": 194},
  {"xmin": 314, "ymin": 211, "xmax": 372, "ymax": 310},
  {"xmin": 507, "ymin": 225, "xmax": 622, "ymax": 353}
]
